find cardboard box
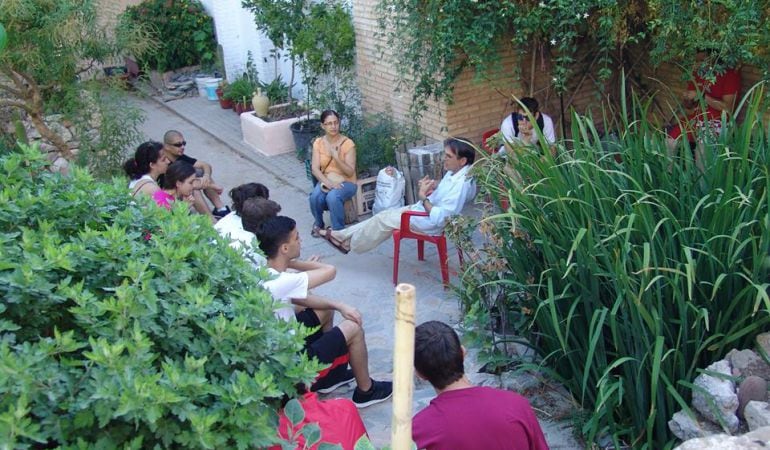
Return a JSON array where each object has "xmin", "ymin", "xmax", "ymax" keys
[{"xmin": 355, "ymin": 176, "xmax": 377, "ymax": 217}]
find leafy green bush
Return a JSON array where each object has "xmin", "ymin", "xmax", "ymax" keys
[
  {"xmin": 259, "ymin": 76, "xmax": 290, "ymax": 105},
  {"xmin": 74, "ymin": 87, "xmax": 146, "ymax": 180},
  {"xmin": 348, "ymin": 113, "xmax": 421, "ymax": 175},
  {"xmin": 121, "ymin": 0, "xmax": 216, "ymax": 71},
  {"xmin": 0, "ymin": 146, "xmax": 320, "ymax": 448},
  {"xmin": 450, "ymin": 87, "xmax": 770, "ymax": 447}
]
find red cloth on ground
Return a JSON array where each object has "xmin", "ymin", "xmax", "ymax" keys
[
  {"xmin": 270, "ymin": 392, "xmax": 367, "ymax": 450},
  {"xmin": 412, "ymin": 386, "xmax": 549, "ymax": 450},
  {"xmin": 669, "ymin": 68, "xmax": 741, "ymax": 141}
]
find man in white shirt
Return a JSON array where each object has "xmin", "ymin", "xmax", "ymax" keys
[
  {"xmin": 499, "ymin": 97, "xmax": 556, "ymax": 153},
  {"xmin": 215, "ymin": 183, "xmax": 273, "ymax": 266},
  {"xmin": 321, "ymin": 137, "xmax": 476, "ymax": 254},
  {"xmin": 256, "ymin": 216, "xmax": 393, "ymax": 408}
]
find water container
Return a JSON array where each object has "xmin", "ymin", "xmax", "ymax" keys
[
  {"xmin": 195, "ymin": 77, "xmax": 213, "ymax": 97},
  {"xmin": 205, "ymin": 79, "xmax": 221, "ymax": 101}
]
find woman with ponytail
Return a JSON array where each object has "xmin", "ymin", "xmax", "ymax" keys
[{"xmin": 123, "ymin": 141, "xmax": 170, "ymax": 197}]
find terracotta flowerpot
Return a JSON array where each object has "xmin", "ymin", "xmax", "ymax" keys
[
  {"xmin": 219, "ymin": 98, "xmax": 233, "ymax": 109},
  {"xmin": 234, "ymin": 102, "xmax": 253, "ymax": 115}
]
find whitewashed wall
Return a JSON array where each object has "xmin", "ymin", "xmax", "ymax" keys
[{"xmin": 201, "ymin": 0, "xmax": 304, "ymax": 98}]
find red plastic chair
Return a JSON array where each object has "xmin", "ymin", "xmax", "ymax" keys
[
  {"xmin": 392, "ymin": 210, "xmax": 462, "ymax": 287},
  {"xmin": 481, "ymin": 127, "xmax": 500, "ymax": 154}
]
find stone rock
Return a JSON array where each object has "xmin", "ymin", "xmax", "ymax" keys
[
  {"xmin": 692, "ymin": 359, "xmax": 740, "ymax": 433},
  {"xmin": 500, "ymin": 370, "xmax": 542, "ymax": 393},
  {"xmin": 469, "ymin": 372, "xmax": 499, "ymax": 388},
  {"xmin": 51, "ymin": 157, "xmax": 69, "ymax": 175},
  {"xmin": 26, "ymin": 124, "xmax": 41, "ymax": 139},
  {"xmin": 45, "ymin": 120, "xmax": 73, "ymax": 143},
  {"xmin": 674, "ymin": 425, "xmax": 770, "ymax": 450},
  {"xmin": 738, "ymin": 376, "xmax": 768, "ymax": 418},
  {"xmin": 745, "ymin": 401, "xmax": 770, "ymax": 431},
  {"xmin": 757, "ymin": 333, "xmax": 770, "ymax": 360},
  {"xmin": 668, "ymin": 409, "xmax": 722, "ymax": 441},
  {"xmin": 728, "ymin": 349, "xmax": 770, "ymax": 379},
  {"xmin": 38, "ymin": 142, "xmax": 57, "ymax": 154}
]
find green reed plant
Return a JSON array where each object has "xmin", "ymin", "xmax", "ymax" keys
[{"xmin": 454, "ymin": 84, "xmax": 770, "ymax": 448}]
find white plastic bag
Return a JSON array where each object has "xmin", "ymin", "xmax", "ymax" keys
[{"xmin": 372, "ymin": 167, "xmax": 405, "ymax": 215}]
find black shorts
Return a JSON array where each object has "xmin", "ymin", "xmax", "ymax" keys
[{"xmin": 295, "ymin": 309, "xmax": 349, "ymax": 376}]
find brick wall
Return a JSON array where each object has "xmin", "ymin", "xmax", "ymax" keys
[
  {"xmin": 96, "ymin": 0, "xmax": 142, "ymax": 29},
  {"xmin": 354, "ymin": 0, "xmax": 522, "ymax": 143}
]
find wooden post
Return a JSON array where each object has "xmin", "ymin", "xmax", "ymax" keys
[{"xmin": 391, "ymin": 283, "xmax": 416, "ymax": 450}]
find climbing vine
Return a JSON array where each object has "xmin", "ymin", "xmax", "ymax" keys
[{"xmin": 377, "ymin": 0, "xmax": 769, "ymax": 116}]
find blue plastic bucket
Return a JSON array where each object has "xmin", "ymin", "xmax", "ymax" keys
[{"xmin": 205, "ymin": 81, "xmax": 219, "ymax": 101}]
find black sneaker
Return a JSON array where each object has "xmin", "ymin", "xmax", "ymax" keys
[
  {"xmin": 213, "ymin": 206, "xmax": 231, "ymax": 218},
  {"xmin": 352, "ymin": 379, "xmax": 393, "ymax": 408},
  {"xmin": 311, "ymin": 368, "xmax": 355, "ymax": 394}
]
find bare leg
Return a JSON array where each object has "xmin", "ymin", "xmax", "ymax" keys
[
  {"xmin": 314, "ymin": 308, "xmax": 335, "ymax": 333},
  {"xmin": 204, "ymin": 185, "xmax": 225, "ymax": 210},
  {"xmin": 337, "ymin": 320, "xmax": 372, "ymax": 392},
  {"xmin": 191, "ymin": 190, "xmax": 214, "ymax": 218}
]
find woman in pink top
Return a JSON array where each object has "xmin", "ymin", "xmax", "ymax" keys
[{"xmin": 152, "ymin": 161, "xmax": 197, "ymax": 210}]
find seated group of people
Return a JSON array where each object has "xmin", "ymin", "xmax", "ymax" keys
[
  {"xmin": 123, "ymin": 127, "xmax": 548, "ymax": 448},
  {"xmin": 123, "ymin": 129, "xmax": 231, "ymax": 221}
]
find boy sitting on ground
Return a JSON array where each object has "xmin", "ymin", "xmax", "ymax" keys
[{"xmin": 252, "ymin": 215, "xmax": 393, "ymax": 407}]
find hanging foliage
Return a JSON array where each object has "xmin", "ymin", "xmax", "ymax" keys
[{"xmin": 377, "ymin": 0, "xmax": 770, "ymax": 116}]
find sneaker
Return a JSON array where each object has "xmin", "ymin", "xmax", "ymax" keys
[
  {"xmin": 352, "ymin": 379, "xmax": 393, "ymax": 408},
  {"xmin": 311, "ymin": 368, "xmax": 355, "ymax": 394},
  {"xmin": 213, "ymin": 206, "xmax": 231, "ymax": 218}
]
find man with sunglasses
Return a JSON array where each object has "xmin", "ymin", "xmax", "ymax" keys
[
  {"xmin": 498, "ymin": 97, "xmax": 556, "ymax": 153},
  {"xmin": 162, "ymin": 130, "xmax": 230, "ymax": 219}
]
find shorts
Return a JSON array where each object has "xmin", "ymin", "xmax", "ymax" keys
[{"xmin": 295, "ymin": 309, "xmax": 350, "ymax": 378}]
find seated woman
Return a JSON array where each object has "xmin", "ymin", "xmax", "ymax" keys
[
  {"xmin": 152, "ymin": 161, "xmax": 197, "ymax": 210},
  {"xmin": 214, "ymin": 182, "xmax": 270, "ymax": 248},
  {"xmin": 123, "ymin": 141, "xmax": 170, "ymax": 197},
  {"xmin": 499, "ymin": 97, "xmax": 556, "ymax": 153},
  {"xmin": 308, "ymin": 110, "xmax": 357, "ymax": 237}
]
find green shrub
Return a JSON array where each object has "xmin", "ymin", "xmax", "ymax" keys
[
  {"xmin": 348, "ymin": 113, "xmax": 421, "ymax": 175},
  {"xmin": 451, "ymin": 86, "xmax": 770, "ymax": 447},
  {"xmin": 259, "ymin": 76, "xmax": 290, "ymax": 105},
  {"xmin": 0, "ymin": 146, "xmax": 320, "ymax": 448},
  {"xmin": 121, "ymin": 0, "xmax": 216, "ymax": 71},
  {"xmin": 74, "ymin": 87, "xmax": 146, "ymax": 180}
]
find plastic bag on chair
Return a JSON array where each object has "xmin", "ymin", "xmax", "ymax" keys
[{"xmin": 373, "ymin": 167, "xmax": 405, "ymax": 215}]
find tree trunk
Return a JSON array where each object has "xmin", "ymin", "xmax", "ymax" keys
[{"xmin": 0, "ymin": 69, "xmax": 73, "ymax": 160}]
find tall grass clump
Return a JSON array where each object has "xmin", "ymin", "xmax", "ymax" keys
[{"xmin": 454, "ymin": 84, "xmax": 770, "ymax": 448}]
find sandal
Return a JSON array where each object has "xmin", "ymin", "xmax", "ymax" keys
[
  {"xmin": 323, "ymin": 227, "xmax": 350, "ymax": 254},
  {"xmin": 311, "ymin": 225, "xmax": 322, "ymax": 238}
]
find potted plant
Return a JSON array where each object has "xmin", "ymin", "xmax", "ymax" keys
[
  {"xmin": 242, "ymin": 0, "xmax": 355, "ymax": 160},
  {"xmin": 225, "ymin": 76, "xmax": 256, "ymax": 115},
  {"xmin": 216, "ymin": 81, "xmax": 232, "ymax": 109}
]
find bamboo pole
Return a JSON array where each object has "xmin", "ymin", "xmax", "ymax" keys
[{"xmin": 391, "ymin": 283, "xmax": 416, "ymax": 450}]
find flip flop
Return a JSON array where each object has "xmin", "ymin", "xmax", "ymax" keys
[
  {"xmin": 323, "ymin": 227, "xmax": 350, "ymax": 254},
  {"xmin": 311, "ymin": 225, "xmax": 322, "ymax": 238}
]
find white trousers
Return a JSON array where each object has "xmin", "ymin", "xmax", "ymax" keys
[{"xmin": 336, "ymin": 206, "xmax": 410, "ymax": 253}]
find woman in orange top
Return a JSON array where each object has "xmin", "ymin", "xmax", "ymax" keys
[{"xmin": 309, "ymin": 110, "xmax": 357, "ymax": 236}]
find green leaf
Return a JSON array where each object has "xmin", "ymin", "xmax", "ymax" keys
[
  {"xmin": 284, "ymin": 399, "xmax": 305, "ymax": 427},
  {"xmin": 301, "ymin": 422, "xmax": 321, "ymax": 447},
  {"xmin": 318, "ymin": 443, "xmax": 344, "ymax": 450},
  {"xmin": 0, "ymin": 23, "xmax": 6, "ymax": 53},
  {"xmin": 354, "ymin": 435, "xmax": 377, "ymax": 450}
]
